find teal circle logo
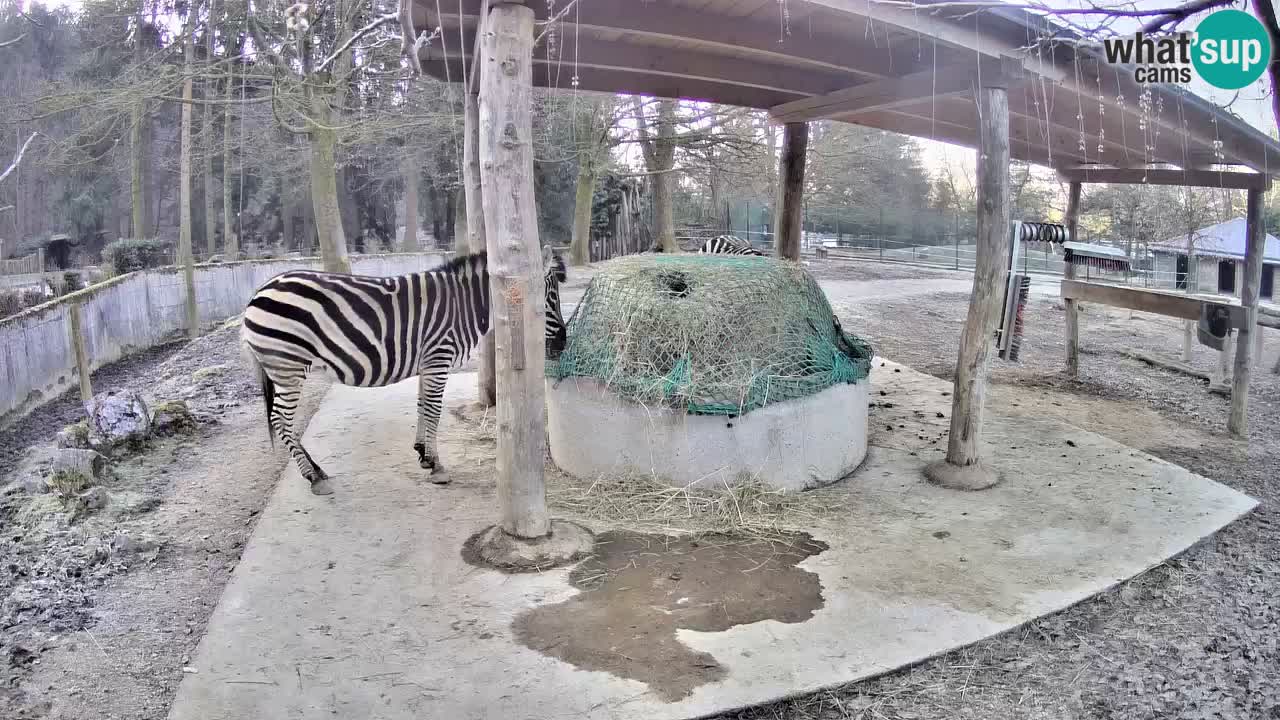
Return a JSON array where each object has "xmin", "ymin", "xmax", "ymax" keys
[{"xmin": 1192, "ymin": 10, "xmax": 1272, "ymax": 90}]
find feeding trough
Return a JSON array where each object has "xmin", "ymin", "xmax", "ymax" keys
[{"xmin": 545, "ymin": 254, "xmax": 874, "ymax": 492}]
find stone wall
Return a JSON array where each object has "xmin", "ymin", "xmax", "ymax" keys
[{"xmin": 0, "ymin": 252, "xmax": 449, "ymax": 425}]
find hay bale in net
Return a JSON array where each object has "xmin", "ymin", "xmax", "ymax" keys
[{"xmin": 546, "ymin": 254, "xmax": 873, "ymax": 416}]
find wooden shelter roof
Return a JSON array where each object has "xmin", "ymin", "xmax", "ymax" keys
[{"xmin": 410, "ymin": 0, "xmax": 1280, "ymax": 178}]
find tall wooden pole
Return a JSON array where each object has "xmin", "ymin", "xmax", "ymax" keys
[
  {"xmin": 1228, "ymin": 187, "xmax": 1266, "ymax": 437},
  {"xmin": 774, "ymin": 121, "xmax": 808, "ymax": 261},
  {"xmin": 925, "ymin": 81, "xmax": 1011, "ymax": 491},
  {"xmin": 466, "ymin": 5, "xmax": 496, "ymax": 408},
  {"xmin": 1063, "ymin": 181, "xmax": 1082, "ymax": 377},
  {"xmin": 479, "ymin": 0, "xmax": 549, "ymax": 538}
]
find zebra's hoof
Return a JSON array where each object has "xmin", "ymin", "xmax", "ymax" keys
[
  {"xmin": 429, "ymin": 471, "xmax": 452, "ymax": 486},
  {"xmin": 310, "ymin": 478, "xmax": 335, "ymax": 495}
]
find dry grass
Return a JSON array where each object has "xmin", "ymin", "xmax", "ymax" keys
[{"xmin": 544, "ymin": 465, "xmax": 848, "ymax": 541}]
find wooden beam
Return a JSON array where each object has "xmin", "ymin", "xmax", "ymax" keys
[
  {"xmin": 774, "ymin": 122, "xmax": 808, "ymax": 261},
  {"xmin": 926, "ymin": 81, "xmax": 1011, "ymax": 491},
  {"xmin": 478, "ymin": 1, "xmax": 549, "ymax": 538},
  {"xmin": 1063, "ymin": 181, "xmax": 1082, "ymax": 378},
  {"xmin": 420, "ymin": 0, "xmax": 920, "ymax": 83},
  {"xmin": 67, "ymin": 303, "xmax": 93, "ymax": 403},
  {"xmin": 1058, "ymin": 167, "xmax": 1271, "ymax": 191},
  {"xmin": 1059, "ymin": 279, "xmax": 1249, "ymax": 327},
  {"xmin": 1229, "ymin": 188, "xmax": 1266, "ymax": 437},
  {"xmin": 769, "ymin": 60, "xmax": 1014, "ymax": 123}
]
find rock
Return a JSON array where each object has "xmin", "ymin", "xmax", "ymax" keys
[
  {"xmin": 84, "ymin": 390, "xmax": 151, "ymax": 452},
  {"xmin": 191, "ymin": 365, "xmax": 227, "ymax": 383},
  {"xmin": 13, "ymin": 476, "xmax": 50, "ymax": 495},
  {"xmin": 151, "ymin": 400, "xmax": 197, "ymax": 436},
  {"xmin": 110, "ymin": 531, "xmax": 159, "ymax": 555},
  {"xmin": 78, "ymin": 487, "xmax": 110, "ymax": 510},
  {"xmin": 55, "ymin": 421, "xmax": 91, "ymax": 449},
  {"xmin": 49, "ymin": 449, "xmax": 109, "ymax": 489}
]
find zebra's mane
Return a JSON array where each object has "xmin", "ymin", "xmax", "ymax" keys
[
  {"xmin": 433, "ymin": 249, "xmax": 566, "ymax": 285},
  {"xmin": 432, "ymin": 251, "xmax": 488, "ymax": 279}
]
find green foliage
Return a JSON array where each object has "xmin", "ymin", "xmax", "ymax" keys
[
  {"xmin": 0, "ymin": 288, "xmax": 50, "ymax": 319},
  {"xmin": 103, "ymin": 238, "xmax": 169, "ymax": 275}
]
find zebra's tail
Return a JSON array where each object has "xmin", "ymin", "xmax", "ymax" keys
[
  {"xmin": 242, "ymin": 336, "xmax": 276, "ymax": 448},
  {"xmin": 258, "ymin": 364, "xmax": 276, "ymax": 449}
]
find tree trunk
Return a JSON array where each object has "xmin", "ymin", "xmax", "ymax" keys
[
  {"xmin": 465, "ymin": 77, "xmax": 495, "ymax": 407},
  {"xmin": 223, "ymin": 59, "xmax": 238, "ymax": 258},
  {"xmin": 774, "ymin": 121, "xmax": 808, "ymax": 261},
  {"xmin": 401, "ymin": 156, "xmax": 419, "ymax": 251},
  {"xmin": 308, "ymin": 93, "xmax": 350, "ymax": 273},
  {"xmin": 453, "ymin": 188, "xmax": 468, "ymax": 255},
  {"xmin": 479, "ymin": 1, "xmax": 549, "ymax": 539},
  {"xmin": 926, "ymin": 83, "xmax": 1010, "ymax": 491},
  {"xmin": 179, "ymin": 11, "xmax": 199, "ymax": 338},
  {"xmin": 282, "ymin": 192, "xmax": 295, "ymax": 251},
  {"xmin": 634, "ymin": 97, "xmax": 678, "ymax": 252},
  {"xmin": 570, "ymin": 153, "xmax": 596, "ymax": 266},
  {"xmin": 130, "ymin": 19, "xmax": 150, "ymax": 239},
  {"xmin": 1229, "ymin": 189, "xmax": 1266, "ymax": 436},
  {"xmin": 202, "ymin": 6, "xmax": 217, "ymax": 259}
]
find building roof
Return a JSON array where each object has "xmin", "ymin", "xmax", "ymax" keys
[
  {"xmin": 411, "ymin": 0, "xmax": 1280, "ymax": 176},
  {"xmin": 1153, "ymin": 218, "xmax": 1280, "ymax": 262}
]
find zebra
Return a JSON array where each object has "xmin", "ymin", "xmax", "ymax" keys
[
  {"xmin": 241, "ymin": 247, "xmax": 569, "ymax": 495},
  {"xmin": 699, "ymin": 234, "xmax": 764, "ymax": 256}
]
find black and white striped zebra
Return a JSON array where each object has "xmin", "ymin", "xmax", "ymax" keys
[
  {"xmin": 699, "ymin": 234, "xmax": 764, "ymax": 256},
  {"xmin": 241, "ymin": 247, "xmax": 568, "ymax": 495}
]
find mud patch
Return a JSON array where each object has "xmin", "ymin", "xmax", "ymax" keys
[{"xmin": 512, "ymin": 530, "xmax": 828, "ymax": 702}]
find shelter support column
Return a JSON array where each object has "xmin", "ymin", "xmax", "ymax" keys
[
  {"xmin": 473, "ymin": 0, "xmax": 593, "ymax": 566},
  {"xmin": 924, "ymin": 80, "xmax": 1011, "ymax": 491},
  {"xmin": 1228, "ymin": 188, "xmax": 1266, "ymax": 437},
  {"xmin": 774, "ymin": 121, "xmax": 808, "ymax": 261},
  {"xmin": 1063, "ymin": 181, "xmax": 1082, "ymax": 377},
  {"xmin": 478, "ymin": 0, "xmax": 549, "ymax": 538}
]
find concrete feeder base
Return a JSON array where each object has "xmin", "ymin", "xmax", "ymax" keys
[{"xmin": 545, "ymin": 377, "xmax": 869, "ymax": 492}]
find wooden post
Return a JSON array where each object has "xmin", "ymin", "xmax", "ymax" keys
[
  {"xmin": 466, "ymin": 7, "xmax": 496, "ymax": 409},
  {"xmin": 773, "ymin": 121, "xmax": 808, "ymax": 261},
  {"xmin": 1228, "ymin": 188, "xmax": 1266, "ymax": 437},
  {"xmin": 1255, "ymin": 326, "xmax": 1264, "ymax": 367},
  {"xmin": 1063, "ymin": 181, "xmax": 1082, "ymax": 377},
  {"xmin": 479, "ymin": 0, "xmax": 549, "ymax": 538},
  {"xmin": 68, "ymin": 303, "xmax": 93, "ymax": 403},
  {"xmin": 925, "ymin": 80, "xmax": 1011, "ymax": 491}
]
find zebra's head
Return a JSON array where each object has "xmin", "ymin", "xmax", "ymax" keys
[{"xmin": 543, "ymin": 246, "xmax": 568, "ymax": 358}]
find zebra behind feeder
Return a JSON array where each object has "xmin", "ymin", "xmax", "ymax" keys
[
  {"xmin": 700, "ymin": 235, "xmax": 765, "ymax": 256},
  {"xmin": 241, "ymin": 248, "xmax": 569, "ymax": 495}
]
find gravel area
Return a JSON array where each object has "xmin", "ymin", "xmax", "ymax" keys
[{"xmin": 719, "ymin": 274, "xmax": 1280, "ymax": 720}]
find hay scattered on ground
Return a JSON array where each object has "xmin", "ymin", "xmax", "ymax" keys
[
  {"xmin": 544, "ymin": 466, "xmax": 847, "ymax": 541},
  {"xmin": 448, "ymin": 398, "xmax": 847, "ymax": 540}
]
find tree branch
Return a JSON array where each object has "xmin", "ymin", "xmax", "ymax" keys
[
  {"xmin": 317, "ymin": 12, "xmax": 399, "ymax": 73},
  {"xmin": 0, "ymin": 132, "xmax": 38, "ymax": 186},
  {"xmin": 0, "ymin": 32, "xmax": 27, "ymax": 50}
]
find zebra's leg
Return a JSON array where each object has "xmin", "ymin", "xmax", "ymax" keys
[
  {"xmin": 413, "ymin": 347, "xmax": 455, "ymax": 484},
  {"xmin": 271, "ymin": 383, "xmax": 333, "ymax": 495}
]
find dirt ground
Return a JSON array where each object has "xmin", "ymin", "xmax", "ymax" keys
[{"xmin": 2, "ymin": 258, "xmax": 1278, "ymax": 720}]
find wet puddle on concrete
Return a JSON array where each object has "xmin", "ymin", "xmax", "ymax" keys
[{"xmin": 512, "ymin": 530, "xmax": 828, "ymax": 701}]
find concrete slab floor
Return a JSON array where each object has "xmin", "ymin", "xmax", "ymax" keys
[{"xmin": 167, "ymin": 361, "xmax": 1257, "ymax": 720}]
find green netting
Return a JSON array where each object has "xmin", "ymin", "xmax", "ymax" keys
[{"xmin": 546, "ymin": 254, "xmax": 874, "ymax": 416}]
